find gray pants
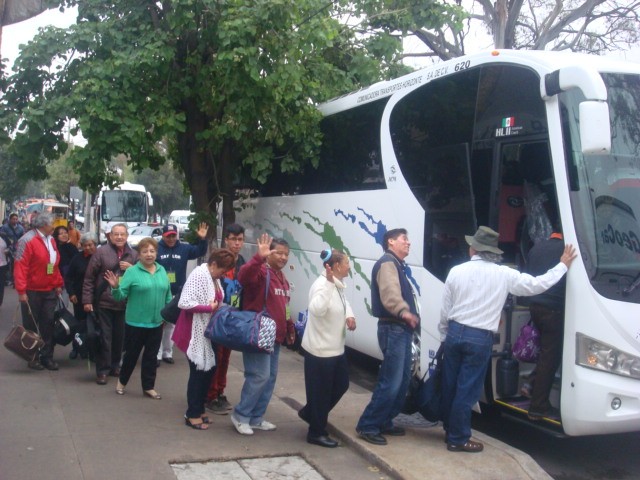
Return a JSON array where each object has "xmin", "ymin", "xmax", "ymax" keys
[
  {"xmin": 21, "ymin": 290, "xmax": 57, "ymax": 363},
  {"xmin": 96, "ymin": 308, "xmax": 126, "ymax": 375}
]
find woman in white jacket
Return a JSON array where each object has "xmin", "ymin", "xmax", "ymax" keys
[{"xmin": 299, "ymin": 249, "xmax": 356, "ymax": 448}]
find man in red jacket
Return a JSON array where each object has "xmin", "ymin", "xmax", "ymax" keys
[
  {"xmin": 14, "ymin": 213, "xmax": 64, "ymax": 370},
  {"xmin": 230, "ymin": 233, "xmax": 295, "ymax": 435}
]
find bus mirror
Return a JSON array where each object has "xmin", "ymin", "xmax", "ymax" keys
[
  {"xmin": 147, "ymin": 191, "xmax": 154, "ymax": 207},
  {"xmin": 579, "ymin": 101, "xmax": 611, "ymax": 155}
]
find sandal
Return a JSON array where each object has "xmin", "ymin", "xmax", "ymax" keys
[
  {"xmin": 143, "ymin": 389, "xmax": 162, "ymax": 400},
  {"xmin": 185, "ymin": 416, "xmax": 209, "ymax": 430},
  {"xmin": 201, "ymin": 415, "xmax": 212, "ymax": 424},
  {"xmin": 116, "ymin": 381, "xmax": 126, "ymax": 395}
]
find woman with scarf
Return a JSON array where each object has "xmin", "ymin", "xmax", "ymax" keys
[{"xmin": 173, "ymin": 248, "xmax": 236, "ymax": 430}]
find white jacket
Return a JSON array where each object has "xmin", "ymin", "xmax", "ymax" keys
[{"xmin": 302, "ymin": 272, "xmax": 354, "ymax": 358}]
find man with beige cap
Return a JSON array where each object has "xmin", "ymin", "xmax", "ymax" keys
[{"xmin": 438, "ymin": 226, "xmax": 576, "ymax": 453}]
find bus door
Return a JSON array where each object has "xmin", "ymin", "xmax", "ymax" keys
[{"xmin": 488, "ymin": 139, "xmax": 564, "ymax": 424}]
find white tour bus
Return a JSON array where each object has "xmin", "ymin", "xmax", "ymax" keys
[
  {"xmin": 92, "ymin": 182, "xmax": 154, "ymax": 243},
  {"xmin": 233, "ymin": 50, "xmax": 640, "ymax": 437}
]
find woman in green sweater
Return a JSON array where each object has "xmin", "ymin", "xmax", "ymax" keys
[{"xmin": 105, "ymin": 237, "xmax": 172, "ymax": 399}]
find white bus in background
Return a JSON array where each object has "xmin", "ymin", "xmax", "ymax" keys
[
  {"xmin": 169, "ymin": 209, "xmax": 193, "ymax": 238},
  {"xmin": 233, "ymin": 50, "xmax": 640, "ymax": 437},
  {"xmin": 92, "ymin": 182, "xmax": 153, "ymax": 243}
]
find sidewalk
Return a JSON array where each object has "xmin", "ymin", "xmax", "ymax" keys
[{"xmin": 0, "ymin": 287, "xmax": 550, "ymax": 480}]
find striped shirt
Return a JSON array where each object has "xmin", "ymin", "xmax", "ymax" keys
[{"xmin": 439, "ymin": 255, "xmax": 567, "ymax": 340}]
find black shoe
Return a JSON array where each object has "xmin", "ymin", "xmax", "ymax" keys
[
  {"xmin": 109, "ymin": 368, "xmax": 121, "ymax": 377},
  {"xmin": 307, "ymin": 434, "xmax": 338, "ymax": 448},
  {"xmin": 447, "ymin": 440, "xmax": 484, "ymax": 453},
  {"xmin": 69, "ymin": 349, "xmax": 78, "ymax": 360},
  {"xmin": 382, "ymin": 425, "xmax": 406, "ymax": 436},
  {"xmin": 357, "ymin": 431, "xmax": 387, "ymax": 446},
  {"xmin": 162, "ymin": 357, "xmax": 174, "ymax": 364},
  {"xmin": 28, "ymin": 360, "xmax": 45, "ymax": 370},
  {"xmin": 41, "ymin": 360, "xmax": 59, "ymax": 371},
  {"xmin": 156, "ymin": 360, "xmax": 161, "ymax": 368}
]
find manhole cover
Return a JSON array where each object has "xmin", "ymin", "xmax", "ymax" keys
[{"xmin": 171, "ymin": 455, "xmax": 325, "ymax": 479}]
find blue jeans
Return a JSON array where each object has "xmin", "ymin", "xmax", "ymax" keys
[
  {"xmin": 441, "ymin": 321, "xmax": 493, "ymax": 445},
  {"xmin": 233, "ymin": 344, "xmax": 280, "ymax": 425},
  {"xmin": 356, "ymin": 322, "xmax": 413, "ymax": 435}
]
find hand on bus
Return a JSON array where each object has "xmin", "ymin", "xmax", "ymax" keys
[
  {"xmin": 560, "ymin": 244, "xmax": 577, "ymax": 268},
  {"xmin": 83, "ymin": 304, "xmax": 93, "ymax": 312},
  {"xmin": 257, "ymin": 233, "xmax": 273, "ymax": 259},
  {"xmin": 196, "ymin": 222, "xmax": 209, "ymax": 239},
  {"xmin": 346, "ymin": 317, "xmax": 356, "ymax": 331}
]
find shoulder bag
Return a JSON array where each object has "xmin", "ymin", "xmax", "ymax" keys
[
  {"xmin": 204, "ymin": 270, "xmax": 276, "ymax": 354},
  {"xmin": 54, "ymin": 296, "xmax": 81, "ymax": 346}
]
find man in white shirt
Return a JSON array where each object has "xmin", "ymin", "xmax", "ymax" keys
[{"xmin": 439, "ymin": 226, "xmax": 576, "ymax": 453}]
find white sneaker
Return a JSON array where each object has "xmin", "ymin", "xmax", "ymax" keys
[
  {"xmin": 230, "ymin": 414, "xmax": 254, "ymax": 435},
  {"xmin": 251, "ymin": 420, "xmax": 277, "ymax": 431}
]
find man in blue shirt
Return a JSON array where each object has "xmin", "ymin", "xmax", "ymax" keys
[{"xmin": 156, "ymin": 222, "xmax": 209, "ymax": 364}]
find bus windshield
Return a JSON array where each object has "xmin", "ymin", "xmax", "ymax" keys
[
  {"xmin": 563, "ymin": 73, "xmax": 640, "ymax": 303},
  {"xmin": 101, "ymin": 191, "xmax": 147, "ymax": 223}
]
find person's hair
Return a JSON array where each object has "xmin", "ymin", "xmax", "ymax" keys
[
  {"xmin": 383, "ymin": 228, "xmax": 407, "ymax": 251},
  {"xmin": 33, "ymin": 213, "xmax": 54, "ymax": 229},
  {"xmin": 320, "ymin": 248, "xmax": 346, "ymax": 268},
  {"xmin": 80, "ymin": 232, "xmax": 98, "ymax": 245},
  {"xmin": 224, "ymin": 223, "xmax": 245, "ymax": 238},
  {"xmin": 137, "ymin": 237, "xmax": 158, "ymax": 252},
  {"xmin": 9, "ymin": 213, "xmax": 18, "ymax": 220},
  {"xmin": 207, "ymin": 248, "xmax": 236, "ymax": 271},
  {"xmin": 477, "ymin": 251, "xmax": 502, "ymax": 264},
  {"xmin": 110, "ymin": 223, "xmax": 128, "ymax": 233},
  {"xmin": 270, "ymin": 238, "xmax": 289, "ymax": 250},
  {"xmin": 53, "ymin": 225, "xmax": 69, "ymax": 241}
]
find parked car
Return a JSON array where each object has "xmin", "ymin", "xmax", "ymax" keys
[{"xmin": 127, "ymin": 225, "xmax": 163, "ymax": 249}]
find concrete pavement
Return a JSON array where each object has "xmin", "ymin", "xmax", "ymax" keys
[{"xmin": 0, "ymin": 287, "xmax": 551, "ymax": 479}]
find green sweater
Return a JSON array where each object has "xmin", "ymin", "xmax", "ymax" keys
[{"xmin": 111, "ymin": 262, "xmax": 172, "ymax": 328}]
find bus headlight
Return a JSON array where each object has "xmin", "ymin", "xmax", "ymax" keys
[{"xmin": 576, "ymin": 333, "xmax": 640, "ymax": 380}]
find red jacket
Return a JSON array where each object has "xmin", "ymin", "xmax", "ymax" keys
[
  {"xmin": 14, "ymin": 229, "xmax": 64, "ymax": 295},
  {"xmin": 238, "ymin": 253, "xmax": 293, "ymax": 344}
]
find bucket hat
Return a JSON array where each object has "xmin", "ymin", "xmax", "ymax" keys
[{"xmin": 465, "ymin": 226, "xmax": 503, "ymax": 254}]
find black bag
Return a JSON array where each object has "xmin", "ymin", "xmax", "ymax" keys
[
  {"xmin": 53, "ymin": 298, "xmax": 81, "ymax": 346},
  {"xmin": 403, "ymin": 344, "xmax": 444, "ymax": 422},
  {"xmin": 161, "ymin": 295, "xmax": 181, "ymax": 324},
  {"xmin": 80, "ymin": 311, "xmax": 102, "ymax": 361}
]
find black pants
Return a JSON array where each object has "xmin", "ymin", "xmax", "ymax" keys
[
  {"xmin": 21, "ymin": 290, "xmax": 57, "ymax": 362},
  {"xmin": 96, "ymin": 309, "xmax": 126, "ymax": 375},
  {"xmin": 0, "ymin": 265, "xmax": 7, "ymax": 306},
  {"xmin": 529, "ymin": 303, "xmax": 564, "ymax": 413},
  {"xmin": 186, "ymin": 359, "xmax": 216, "ymax": 418},
  {"xmin": 300, "ymin": 351, "xmax": 350, "ymax": 437},
  {"xmin": 119, "ymin": 323, "xmax": 163, "ymax": 391}
]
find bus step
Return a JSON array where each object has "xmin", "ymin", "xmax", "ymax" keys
[{"xmin": 493, "ymin": 398, "xmax": 565, "ymax": 436}]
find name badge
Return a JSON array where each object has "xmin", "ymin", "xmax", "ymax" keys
[
  {"xmin": 230, "ymin": 294, "xmax": 240, "ymax": 308},
  {"xmin": 286, "ymin": 305, "xmax": 291, "ymax": 320},
  {"xmin": 46, "ymin": 263, "xmax": 54, "ymax": 275},
  {"xmin": 167, "ymin": 272, "xmax": 176, "ymax": 284}
]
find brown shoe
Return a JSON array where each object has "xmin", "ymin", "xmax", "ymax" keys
[
  {"xmin": 96, "ymin": 374, "xmax": 108, "ymax": 385},
  {"xmin": 447, "ymin": 440, "xmax": 484, "ymax": 453}
]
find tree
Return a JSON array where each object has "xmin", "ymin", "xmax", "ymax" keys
[
  {"xmin": 0, "ymin": 144, "xmax": 27, "ymax": 201},
  {"xmin": 1, "ymin": 0, "xmax": 411, "ymax": 232},
  {"xmin": 45, "ymin": 143, "xmax": 80, "ymax": 201},
  {"xmin": 347, "ymin": 0, "xmax": 640, "ymax": 61}
]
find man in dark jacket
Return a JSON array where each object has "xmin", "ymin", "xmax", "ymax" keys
[
  {"xmin": 356, "ymin": 228, "xmax": 420, "ymax": 446},
  {"xmin": 82, "ymin": 223, "xmax": 138, "ymax": 385},
  {"xmin": 155, "ymin": 222, "xmax": 209, "ymax": 364}
]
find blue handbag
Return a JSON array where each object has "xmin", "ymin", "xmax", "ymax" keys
[{"xmin": 204, "ymin": 271, "xmax": 276, "ymax": 354}]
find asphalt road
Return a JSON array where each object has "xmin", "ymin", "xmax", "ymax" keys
[{"xmin": 345, "ymin": 349, "xmax": 640, "ymax": 480}]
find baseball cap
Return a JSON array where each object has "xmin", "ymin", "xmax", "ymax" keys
[{"xmin": 163, "ymin": 224, "xmax": 178, "ymax": 237}]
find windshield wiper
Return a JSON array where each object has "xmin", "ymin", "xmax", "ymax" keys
[{"xmin": 623, "ymin": 272, "xmax": 640, "ymax": 296}]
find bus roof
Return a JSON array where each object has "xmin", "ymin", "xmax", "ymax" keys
[
  {"xmin": 318, "ymin": 49, "xmax": 640, "ymax": 116},
  {"xmin": 100, "ymin": 181, "xmax": 147, "ymax": 193}
]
